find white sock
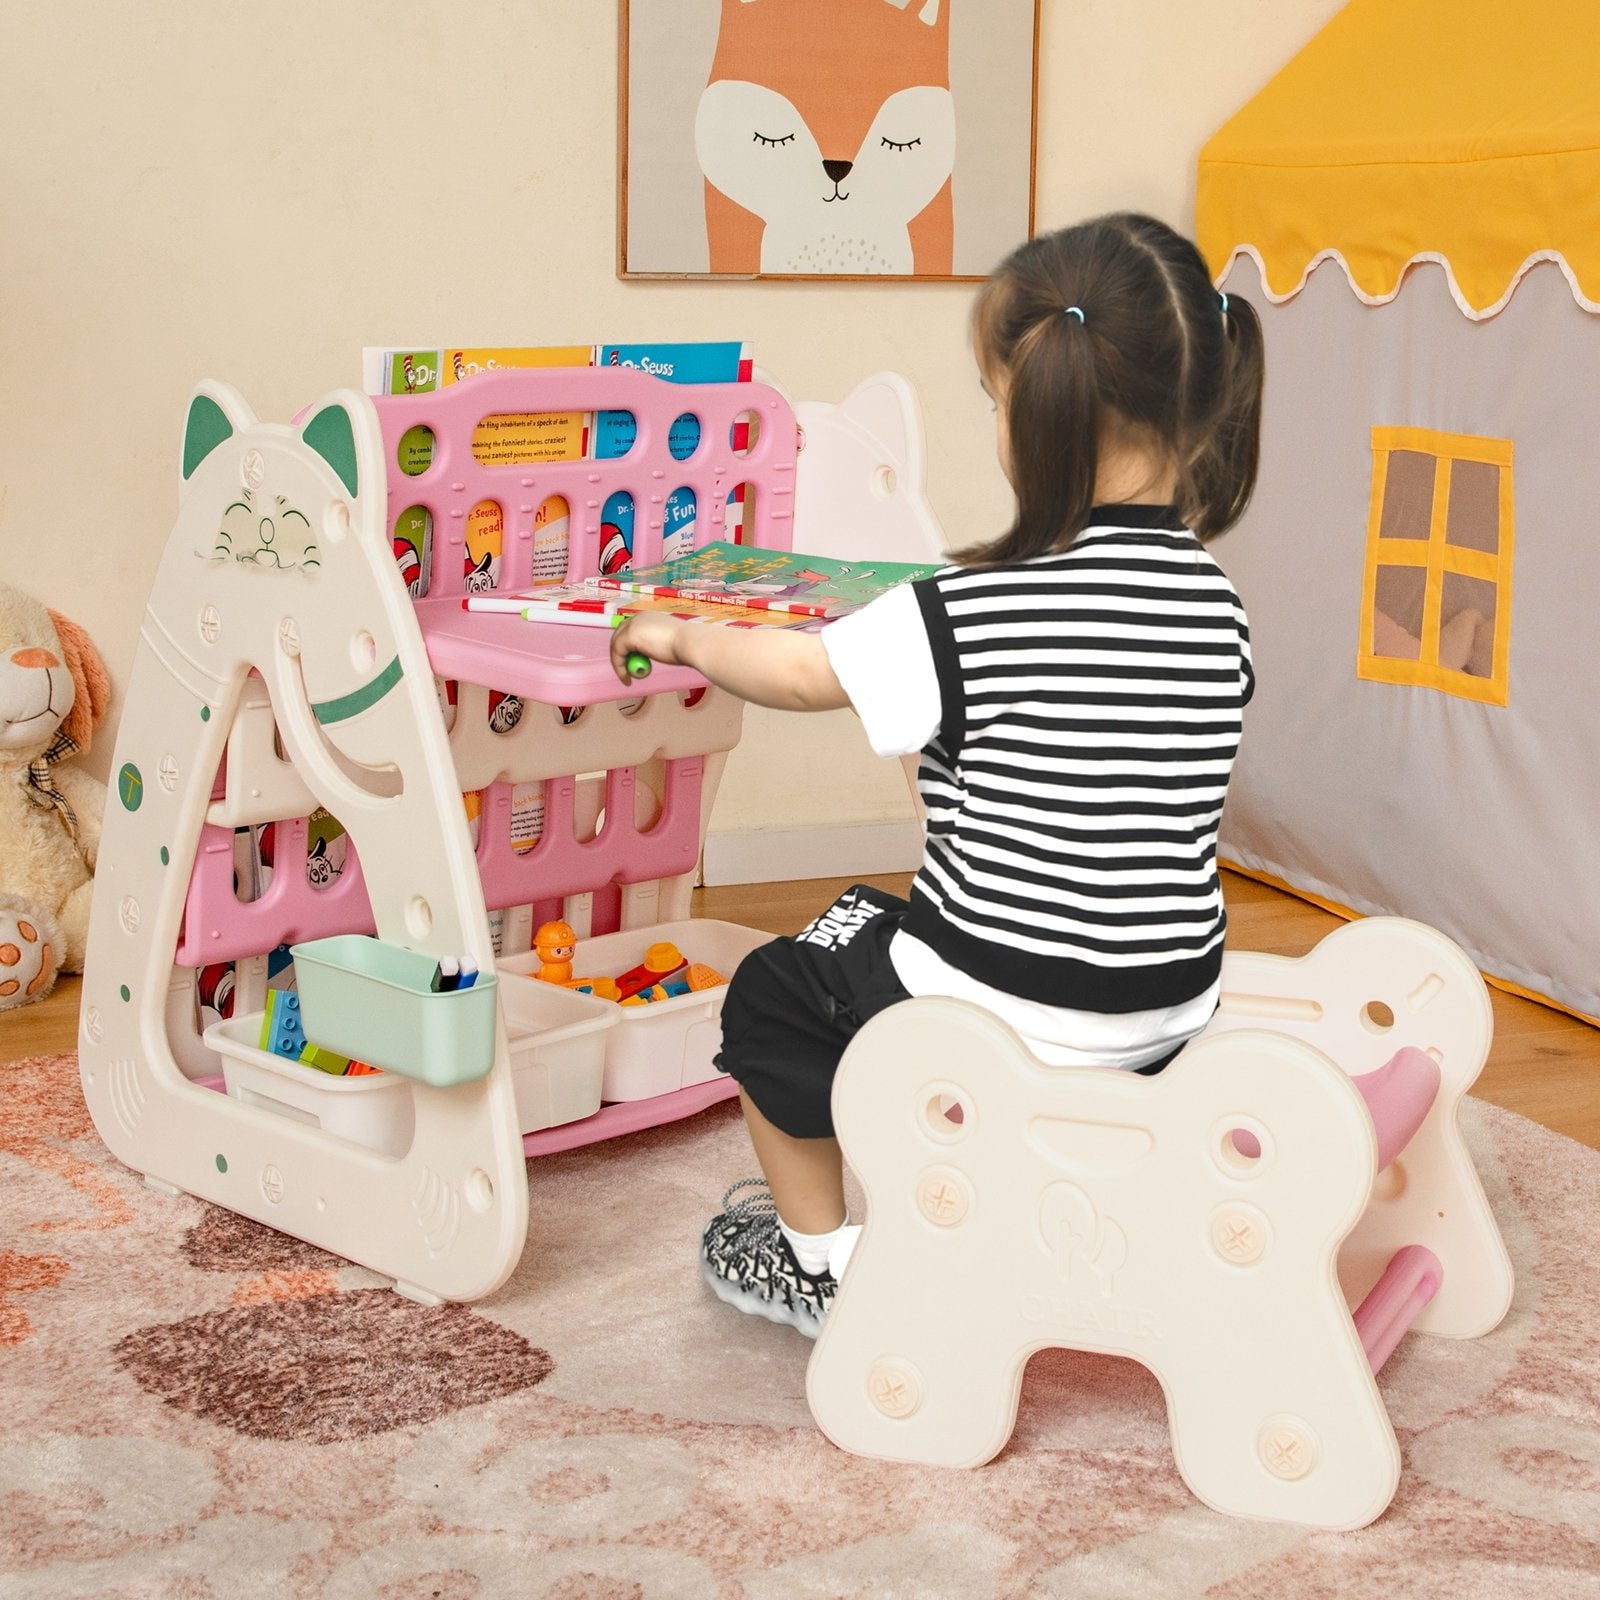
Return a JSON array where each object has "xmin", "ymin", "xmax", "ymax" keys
[
  {"xmin": 779, "ymin": 1215, "xmax": 849, "ymax": 1277},
  {"xmin": 827, "ymin": 1223, "xmax": 863, "ymax": 1281}
]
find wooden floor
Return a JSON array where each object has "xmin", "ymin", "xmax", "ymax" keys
[{"xmin": 5, "ymin": 871, "xmax": 1597, "ymax": 1151}]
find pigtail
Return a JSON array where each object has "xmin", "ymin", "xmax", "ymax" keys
[
  {"xmin": 1186, "ymin": 293, "xmax": 1264, "ymax": 541},
  {"xmin": 956, "ymin": 310, "xmax": 1102, "ymax": 567},
  {"xmin": 956, "ymin": 245, "xmax": 1110, "ymax": 568}
]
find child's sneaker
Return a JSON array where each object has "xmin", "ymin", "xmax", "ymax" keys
[{"xmin": 701, "ymin": 1178, "xmax": 835, "ymax": 1339}]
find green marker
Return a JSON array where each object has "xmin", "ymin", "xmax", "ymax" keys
[{"xmin": 602, "ymin": 612, "xmax": 650, "ymax": 678}]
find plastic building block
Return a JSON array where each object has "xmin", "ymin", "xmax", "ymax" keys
[
  {"xmin": 259, "ymin": 989, "xmax": 305, "ymax": 1060},
  {"xmin": 659, "ymin": 962, "xmax": 726, "ymax": 997},
  {"xmin": 299, "ymin": 1042, "xmax": 353, "ymax": 1076},
  {"xmin": 613, "ymin": 941, "xmax": 687, "ymax": 1000}
]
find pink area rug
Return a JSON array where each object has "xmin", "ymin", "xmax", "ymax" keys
[{"xmin": 3, "ymin": 1049, "xmax": 1599, "ymax": 1598}]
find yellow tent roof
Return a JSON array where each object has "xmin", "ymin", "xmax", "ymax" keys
[{"xmin": 1197, "ymin": 0, "xmax": 1600, "ymax": 318}]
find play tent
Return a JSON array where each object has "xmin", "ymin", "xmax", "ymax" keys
[{"xmin": 1196, "ymin": 0, "xmax": 1600, "ymax": 1020}]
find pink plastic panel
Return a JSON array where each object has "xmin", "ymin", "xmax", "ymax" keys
[
  {"xmin": 375, "ymin": 367, "xmax": 799, "ymax": 708},
  {"xmin": 413, "ymin": 598, "xmax": 714, "ymax": 708},
  {"xmin": 372, "ymin": 366, "xmax": 799, "ymax": 596},
  {"xmin": 179, "ymin": 755, "xmax": 706, "ymax": 964},
  {"xmin": 521, "ymin": 1075, "xmax": 738, "ymax": 1158},
  {"xmin": 176, "ymin": 820, "xmax": 376, "ymax": 968},
  {"xmin": 474, "ymin": 758, "xmax": 704, "ymax": 912}
]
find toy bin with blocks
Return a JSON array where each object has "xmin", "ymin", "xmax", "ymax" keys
[
  {"xmin": 496, "ymin": 917, "xmax": 770, "ymax": 1102},
  {"xmin": 204, "ymin": 1009, "xmax": 417, "ymax": 1159}
]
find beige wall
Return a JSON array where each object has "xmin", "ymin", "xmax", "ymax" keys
[{"xmin": 0, "ymin": 0, "xmax": 1342, "ymax": 855}]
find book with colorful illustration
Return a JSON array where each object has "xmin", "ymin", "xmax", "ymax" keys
[
  {"xmin": 461, "ymin": 578, "xmax": 816, "ymax": 630},
  {"xmin": 591, "ymin": 542, "xmax": 942, "ymax": 618},
  {"xmin": 592, "ymin": 342, "xmax": 754, "ymax": 568}
]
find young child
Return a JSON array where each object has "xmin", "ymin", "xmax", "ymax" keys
[{"xmin": 610, "ymin": 212, "xmax": 1264, "ymax": 1338}]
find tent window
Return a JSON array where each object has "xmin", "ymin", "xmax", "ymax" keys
[{"xmin": 1360, "ymin": 427, "xmax": 1514, "ymax": 706}]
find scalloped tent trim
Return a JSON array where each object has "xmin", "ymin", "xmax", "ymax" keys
[
  {"xmin": 1207, "ymin": 244, "xmax": 1600, "ymax": 323},
  {"xmin": 1195, "ymin": 0, "xmax": 1600, "ymax": 324}
]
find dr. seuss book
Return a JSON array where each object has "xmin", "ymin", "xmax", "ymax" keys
[
  {"xmin": 593, "ymin": 542, "xmax": 942, "ymax": 617},
  {"xmin": 592, "ymin": 342, "xmax": 754, "ymax": 572}
]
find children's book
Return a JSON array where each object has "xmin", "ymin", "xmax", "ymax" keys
[
  {"xmin": 592, "ymin": 542, "xmax": 941, "ymax": 618},
  {"xmin": 593, "ymin": 342, "xmax": 754, "ymax": 569},
  {"xmin": 461, "ymin": 579, "xmax": 815, "ymax": 630}
]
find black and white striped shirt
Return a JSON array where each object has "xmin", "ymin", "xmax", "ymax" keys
[{"xmin": 896, "ymin": 507, "xmax": 1253, "ymax": 1013}]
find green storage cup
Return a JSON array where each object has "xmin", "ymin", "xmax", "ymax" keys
[{"xmin": 290, "ymin": 935, "xmax": 498, "ymax": 1087}]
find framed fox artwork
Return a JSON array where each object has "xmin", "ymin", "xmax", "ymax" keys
[{"xmin": 619, "ymin": 0, "xmax": 1039, "ymax": 280}]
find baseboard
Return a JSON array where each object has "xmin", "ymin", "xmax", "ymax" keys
[{"xmin": 702, "ymin": 821, "xmax": 924, "ymax": 886}]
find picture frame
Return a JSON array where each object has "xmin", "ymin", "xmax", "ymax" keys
[{"xmin": 618, "ymin": 0, "xmax": 1040, "ymax": 282}]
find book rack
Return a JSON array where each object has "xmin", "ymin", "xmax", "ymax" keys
[{"xmin": 79, "ymin": 365, "xmax": 945, "ymax": 1303}]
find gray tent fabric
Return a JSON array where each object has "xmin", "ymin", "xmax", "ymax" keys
[{"xmin": 1212, "ymin": 254, "xmax": 1600, "ymax": 1018}]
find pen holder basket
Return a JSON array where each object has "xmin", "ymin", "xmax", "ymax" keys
[{"xmin": 290, "ymin": 935, "xmax": 498, "ymax": 1088}]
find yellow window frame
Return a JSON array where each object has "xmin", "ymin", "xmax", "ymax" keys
[{"xmin": 1359, "ymin": 426, "xmax": 1514, "ymax": 706}]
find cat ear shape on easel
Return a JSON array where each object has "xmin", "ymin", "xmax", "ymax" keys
[
  {"xmin": 301, "ymin": 399, "xmax": 360, "ymax": 497},
  {"xmin": 838, "ymin": 373, "xmax": 925, "ymax": 482},
  {"xmin": 297, "ymin": 390, "xmax": 383, "ymax": 507},
  {"xmin": 181, "ymin": 381, "xmax": 256, "ymax": 484}
]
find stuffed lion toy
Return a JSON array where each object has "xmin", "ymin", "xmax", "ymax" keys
[{"xmin": 0, "ymin": 581, "xmax": 111, "ymax": 1009}]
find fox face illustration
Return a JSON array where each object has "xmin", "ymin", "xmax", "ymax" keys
[{"xmin": 696, "ymin": 0, "xmax": 955, "ymax": 275}]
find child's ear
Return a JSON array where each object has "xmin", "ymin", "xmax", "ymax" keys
[
  {"xmin": 301, "ymin": 399, "xmax": 361, "ymax": 497},
  {"xmin": 181, "ymin": 381, "xmax": 255, "ymax": 481}
]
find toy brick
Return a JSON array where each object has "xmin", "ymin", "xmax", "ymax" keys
[
  {"xmin": 260, "ymin": 988, "xmax": 305, "ymax": 1059},
  {"xmin": 299, "ymin": 1042, "xmax": 353, "ymax": 1076}
]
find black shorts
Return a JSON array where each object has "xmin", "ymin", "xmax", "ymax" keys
[
  {"xmin": 714, "ymin": 884, "xmax": 1188, "ymax": 1139},
  {"xmin": 715, "ymin": 884, "xmax": 912, "ymax": 1139}
]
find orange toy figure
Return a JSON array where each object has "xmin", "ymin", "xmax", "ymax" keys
[{"xmin": 533, "ymin": 920, "xmax": 578, "ymax": 985}]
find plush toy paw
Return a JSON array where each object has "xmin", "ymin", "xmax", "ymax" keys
[{"xmin": 0, "ymin": 892, "xmax": 64, "ymax": 1009}]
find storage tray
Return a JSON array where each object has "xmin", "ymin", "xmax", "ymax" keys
[
  {"xmin": 498, "ymin": 918, "xmax": 770, "ymax": 1102},
  {"xmin": 206, "ymin": 1011, "xmax": 416, "ymax": 1158},
  {"xmin": 496, "ymin": 967, "xmax": 616, "ymax": 1134}
]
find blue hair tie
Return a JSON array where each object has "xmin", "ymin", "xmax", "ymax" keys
[
  {"xmin": 1219, "ymin": 293, "xmax": 1230, "ymax": 316},
  {"xmin": 1063, "ymin": 306, "xmax": 1085, "ymax": 324}
]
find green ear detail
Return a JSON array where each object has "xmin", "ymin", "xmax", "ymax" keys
[
  {"xmin": 303, "ymin": 405, "xmax": 360, "ymax": 497},
  {"xmin": 183, "ymin": 394, "xmax": 234, "ymax": 480}
]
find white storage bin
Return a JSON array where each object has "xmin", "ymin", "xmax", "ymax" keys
[
  {"xmin": 500, "ymin": 918, "xmax": 770, "ymax": 1102},
  {"xmin": 495, "ymin": 967, "xmax": 616, "ymax": 1134},
  {"xmin": 206, "ymin": 1012, "xmax": 416, "ymax": 1158}
]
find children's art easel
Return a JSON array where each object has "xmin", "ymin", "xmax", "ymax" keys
[{"xmin": 78, "ymin": 365, "xmax": 944, "ymax": 1304}]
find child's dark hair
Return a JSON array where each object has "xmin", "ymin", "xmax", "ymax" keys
[{"xmin": 965, "ymin": 212, "xmax": 1264, "ymax": 563}]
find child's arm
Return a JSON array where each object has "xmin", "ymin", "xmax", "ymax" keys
[{"xmin": 609, "ymin": 613, "xmax": 850, "ymax": 712}]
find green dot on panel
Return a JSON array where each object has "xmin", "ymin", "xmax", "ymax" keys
[
  {"xmin": 119, "ymin": 985, "xmax": 130, "ymax": 1002},
  {"xmin": 200, "ymin": 706, "xmax": 211, "ymax": 722},
  {"xmin": 117, "ymin": 763, "xmax": 144, "ymax": 812},
  {"xmin": 160, "ymin": 846, "xmax": 170, "ymax": 866},
  {"xmin": 215, "ymin": 1154, "xmax": 229, "ymax": 1174}
]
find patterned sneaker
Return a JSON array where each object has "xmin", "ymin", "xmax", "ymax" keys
[{"xmin": 700, "ymin": 1178, "xmax": 836, "ymax": 1339}]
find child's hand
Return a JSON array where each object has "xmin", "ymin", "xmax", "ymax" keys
[{"xmin": 610, "ymin": 613, "xmax": 687, "ymax": 685}]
